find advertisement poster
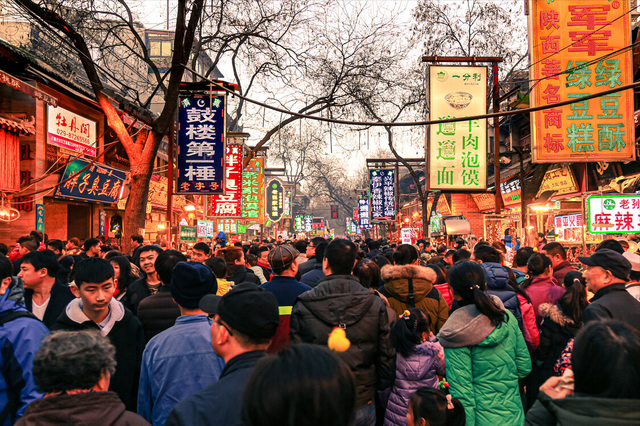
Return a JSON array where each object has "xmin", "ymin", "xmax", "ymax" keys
[
  {"xmin": 587, "ymin": 195, "xmax": 640, "ymax": 234},
  {"xmin": 358, "ymin": 196, "xmax": 373, "ymax": 229},
  {"xmin": 47, "ymin": 105, "xmax": 97, "ymax": 156},
  {"xmin": 241, "ymin": 158, "xmax": 264, "ymax": 224}
]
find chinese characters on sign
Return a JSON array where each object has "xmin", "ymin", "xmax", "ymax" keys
[
  {"xmin": 211, "ymin": 143, "xmax": 243, "ymax": 217},
  {"xmin": 179, "ymin": 226, "xmax": 197, "ymax": 242},
  {"xmin": 588, "ymin": 195, "xmax": 640, "ymax": 234},
  {"xmin": 312, "ymin": 218, "xmax": 325, "ymax": 229},
  {"xmin": 266, "ymin": 179, "xmax": 285, "ymax": 222},
  {"xmin": 241, "ymin": 158, "xmax": 264, "ymax": 224},
  {"xmin": 304, "ymin": 215, "xmax": 313, "ymax": 232},
  {"xmin": 330, "ymin": 205, "xmax": 339, "ymax": 219},
  {"xmin": 36, "ymin": 204, "xmax": 45, "ymax": 233},
  {"xmin": 500, "ymin": 179, "xmax": 522, "ymax": 210},
  {"xmin": 554, "ymin": 214, "xmax": 583, "ymax": 243},
  {"xmin": 217, "ymin": 219, "xmax": 238, "ymax": 234},
  {"xmin": 54, "ymin": 157, "xmax": 126, "ymax": 204},
  {"xmin": 283, "ymin": 191, "xmax": 292, "ymax": 218},
  {"xmin": 429, "ymin": 65, "xmax": 488, "ymax": 190},
  {"xmin": 177, "ymin": 95, "xmax": 226, "ymax": 194},
  {"xmin": 197, "ymin": 220, "xmax": 215, "ymax": 237},
  {"xmin": 536, "ymin": 166, "xmax": 580, "ymax": 197},
  {"xmin": 358, "ymin": 196, "xmax": 373, "ymax": 229},
  {"xmin": 294, "ymin": 215, "xmax": 304, "ymax": 232},
  {"xmin": 471, "ymin": 193, "xmax": 495, "ymax": 212},
  {"xmin": 370, "ymin": 169, "xmax": 396, "ymax": 221},
  {"xmin": 530, "ymin": 0, "xmax": 634, "ymax": 162},
  {"xmin": 47, "ymin": 105, "xmax": 97, "ymax": 156}
]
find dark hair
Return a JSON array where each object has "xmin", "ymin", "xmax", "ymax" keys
[
  {"xmin": 104, "ymin": 250, "xmax": 123, "ymax": 260},
  {"xmin": 514, "ymin": 247, "xmax": 534, "ymax": 268},
  {"xmin": 46, "ymin": 239, "xmax": 63, "ymax": 254},
  {"xmin": 325, "ymin": 239, "xmax": 357, "ymax": 275},
  {"xmin": 521, "ymin": 253, "xmax": 553, "ymax": 289},
  {"xmin": 242, "ymin": 344, "xmax": 356, "ymax": 426},
  {"xmin": 542, "ymin": 242, "xmax": 566, "ymax": 260},
  {"xmin": 138, "ymin": 245, "xmax": 163, "ymax": 256},
  {"xmin": 245, "ymin": 253, "xmax": 258, "ymax": 267},
  {"xmin": 193, "ymin": 242, "xmax": 211, "ymax": 255},
  {"xmin": 437, "ymin": 244, "xmax": 447, "ymax": 254},
  {"xmin": 99, "ymin": 245, "xmax": 111, "ymax": 254},
  {"xmin": 74, "ymin": 258, "xmax": 114, "ymax": 288},
  {"xmin": 310, "ymin": 237, "xmax": 325, "ymax": 248},
  {"xmin": 425, "ymin": 264, "xmax": 447, "ymax": 285},
  {"xmin": 394, "ymin": 244, "xmax": 419, "ymax": 266},
  {"xmin": 0, "ymin": 243, "xmax": 7, "ymax": 256},
  {"xmin": 384, "ymin": 250, "xmax": 395, "ymax": 265},
  {"xmin": 131, "ymin": 235, "xmax": 144, "ymax": 244},
  {"xmin": 444, "ymin": 249, "xmax": 455, "ymax": 258},
  {"xmin": 155, "ymin": 250, "xmax": 187, "ymax": 286},
  {"xmin": 473, "ymin": 245, "xmax": 501, "ymax": 264},
  {"xmin": 372, "ymin": 254, "xmax": 389, "ymax": 269},
  {"xmin": 391, "ymin": 308, "xmax": 431, "ymax": 358},
  {"xmin": 595, "ymin": 239, "xmax": 625, "ymax": 254},
  {"xmin": 353, "ymin": 259, "xmax": 380, "ymax": 289},
  {"xmin": 219, "ymin": 247, "xmax": 244, "ymax": 279},
  {"xmin": 315, "ymin": 242, "xmax": 327, "ymax": 264},
  {"xmin": 0, "ymin": 255, "xmax": 13, "ymax": 281},
  {"xmin": 205, "ymin": 256, "xmax": 227, "ymax": 279},
  {"xmin": 295, "ymin": 240, "xmax": 307, "ymax": 253},
  {"xmin": 18, "ymin": 236, "xmax": 38, "ymax": 252},
  {"xmin": 257, "ymin": 246, "xmax": 270, "ymax": 256},
  {"xmin": 21, "ymin": 250, "xmax": 59, "ymax": 277},
  {"xmin": 109, "ymin": 256, "xmax": 133, "ymax": 292},
  {"xmin": 573, "ymin": 320, "xmax": 640, "ymax": 398},
  {"xmin": 448, "ymin": 261, "xmax": 506, "ymax": 327},
  {"xmin": 559, "ymin": 271, "xmax": 588, "ymax": 326},
  {"xmin": 409, "ymin": 387, "xmax": 465, "ymax": 426},
  {"xmin": 452, "ymin": 249, "xmax": 471, "ymax": 263},
  {"xmin": 33, "ymin": 330, "xmax": 116, "ymax": 393},
  {"xmin": 83, "ymin": 238, "xmax": 100, "ymax": 252},
  {"xmin": 368, "ymin": 240, "xmax": 380, "ymax": 251},
  {"xmin": 30, "ymin": 230, "xmax": 43, "ymax": 243}
]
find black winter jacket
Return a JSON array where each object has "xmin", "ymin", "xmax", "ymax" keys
[
  {"xmin": 136, "ymin": 286, "xmax": 180, "ymax": 341},
  {"xmin": 536, "ymin": 303, "xmax": 580, "ymax": 383},
  {"xmin": 583, "ymin": 283, "xmax": 640, "ymax": 333},
  {"xmin": 24, "ymin": 279, "xmax": 75, "ymax": 329},
  {"xmin": 290, "ymin": 274, "xmax": 396, "ymax": 408},
  {"xmin": 228, "ymin": 265, "xmax": 261, "ymax": 286}
]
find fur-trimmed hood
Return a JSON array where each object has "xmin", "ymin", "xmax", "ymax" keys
[
  {"xmin": 382, "ymin": 264, "xmax": 437, "ymax": 303},
  {"xmin": 539, "ymin": 303, "xmax": 574, "ymax": 327},
  {"xmin": 381, "ymin": 264, "xmax": 436, "ymax": 282}
]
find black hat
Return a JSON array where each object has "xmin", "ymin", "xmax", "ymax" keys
[
  {"xmin": 578, "ymin": 249, "xmax": 632, "ymax": 281},
  {"xmin": 171, "ymin": 262, "xmax": 218, "ymax": 309},
  {"xmin": 199, "ymin": 282, "xmax": 279, "ymax": 339}
]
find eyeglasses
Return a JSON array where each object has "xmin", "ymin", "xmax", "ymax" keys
[{"xmin": 215, "ymin": 319, "xmax": 233, "ymax": 336}]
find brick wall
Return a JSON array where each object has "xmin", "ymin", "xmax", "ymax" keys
[{"xmin": 450, "ymin": 193, "xmax": 485, "ymax": 238}]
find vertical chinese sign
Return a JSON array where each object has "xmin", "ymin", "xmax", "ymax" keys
[
  {"xmin": 587, "ymin": 195, "xmax": 640, "ymax": 234},
  {"xmin": 177, "ymin": 95, "xmax": 226, "ymax": 193},
  {"xmin": 304, "ymin": 215, "xmax": 313, "ymax": 232},
  {"xmin": 358, "ymin": 196, "xmax": 373, "ymax": 229},
  {"xmin": 36, "ymin": 204, "xmax": 45, "ymax": 233},
  {"xmin": 241, "ymin": 158, "xmax": 264, "ymax": 224},
  {"xmin": 370, "ymin": 169, "xmax": 396, "ymax": 221},
  {"xmin": 294, "ymin": 215, "xmax": 304, "ymax": 232},
  {"xmin": 429, "ymin": 65, "xmax": 488, "ymax": 190},
  {"xmin": 330, "ymin": 205, "xmax": 339, "ymax": 219},
  {"xmin": 210, "ymin": 143, "xmax": 243, "ymax": 217},
  {"xmin": 266, "ymin": 179, "xmax": 284, "ymax": 222},
  {"xmin": 283, "ymin": 191, "xmax": 292, "ymax": 218},
  {"xmin": 530, "ymin": 0, "xmax": 634, "ymax": 162}
]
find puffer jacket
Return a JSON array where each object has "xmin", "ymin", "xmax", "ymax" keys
[
  {"xmin": 518, "ymin": 294, "xmax": 540, "ymax": 351},
  {"xmin": 382, "ymin": 265, "xmax": 449, "ymax": 334},
  {"xmin": 290, "ymin": 274, "xmax": 396, "ymax": 409},
  {"xmin": 136, "ymin": 286, "xmax": 181, "ymax": 342},
  {"xmin": 437, "ymin": 297, "xmax": 531, "ymax": 426},
  {"xmin": 481, "ymin": 262, "xmax": 523, "ymax": 330},
  {"xmin": 383, "ymin": 341, "xmax": 445, "ymax": 426},
  {"xmin": 228, "ymin": 265, "xmax": 260, "ymax": 286},
  {"xmin": 525, "ymin": 276, "xmax": 565, "ymax": 327},
  {"xmin": 536, "ymin": 304, "xmax": 579, "ymax": 383}
]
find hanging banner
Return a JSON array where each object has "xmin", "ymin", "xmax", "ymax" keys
[
  {"xmin": 330, "ymin": 205, "xmax": 339, "ymax": 219},
  {"xmin": 241, "ymin": 158, "xmax": 264, "ymax": 224},
  {"xmin": 197, "ymin": 220, "xmax": 215, "ymax": 237},
  {"xmin": 370, "ymin": 169, "xmax": 396, "ymax": 221},
  {"xmin": 54, "ymin": 157, "xmax": 126, "ymax": 204},
  {"xmin": 35, "ymin": 204, "xmax": 45, "ymax": 233},
  {"xmin": 428, "ymin": 65, "xmax": 488, "ymax": 190},
  {"xmin": 530, "ymin": 0, "xmax": 634, "ymax": 162},
  {"xmin": 179, "ymin": 226, "xmax": 197, "ymax": 242},
  {"xmin": 99, "ymin": 210, "xmax": 106, "ymax": 236},
  {"xmin": 210, "ymin": 143, "xmax": 243, "ymax": 217},
  {"xmin": 587, "ymin": 194, "xmax": 640, "ymax": 234},
  {"xmin": 177, "ymin": 95, "xmax": 226, "ymax": 194},
  {"xmin": 304, "ymin": 215, "xmax": 313, "ymax": 232},
  {"xmin": 47, "ymin": 105, "xmax": 97, "ymax": 156},
  {"xmin": 294, "ymin": 214, "xmax": 304, "ymax": 232},
  {"xmin": 283, "ymin": 190, "xmax": 292, "ymax": 218},
  {"xmin": 266, "ymin": 178, "xmax": 285, "ymax": 222},
  {"xmin": 536, "ymin": 166, "xmax": 580, "ymax": 198},
  {"xmin": 358, "ymin": 195, "xmax": 373, "ymax": 229}
]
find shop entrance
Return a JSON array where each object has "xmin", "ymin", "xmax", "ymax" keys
[{"xmin": 67, "ymin": 204, "xmax": 91, "ymax": 240}]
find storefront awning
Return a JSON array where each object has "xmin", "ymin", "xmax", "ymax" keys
[{"xmin": 445, "ymin": 218, "xmax": 470, "ymax": 235}]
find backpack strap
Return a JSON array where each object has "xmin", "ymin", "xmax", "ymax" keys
[
  {"xmin": 406, "ymin": 278, "xmax": 416, "ymax": 308},
  {"xmin": 0, "ymin": 310, "xmax": 39, "ymax": 327}
]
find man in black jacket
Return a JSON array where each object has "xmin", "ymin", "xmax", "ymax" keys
[
  {"xmin": 290, "ymin": 238, "xmax": 395, "ymax": 426},
  {"xmin": 298, "ymin": 237, "xmax": 325, "ymax": 276},
  {"xmin": 165, "ymin": 283, "xmax": 279, "ymax": 426},
  {"xmin": 19, "ymin": 250, "xmax": 75, "ymax": 329}
]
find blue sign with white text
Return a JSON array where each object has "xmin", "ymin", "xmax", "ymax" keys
[{"xmin": 54, "ymin": 157, "xmax": 127, "ymax": 204}]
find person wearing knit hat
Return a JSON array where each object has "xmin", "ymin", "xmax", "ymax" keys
[
  {"xmin": 166, "ymin": 283, "xmax": 279, "ymax": 426},
  {"xmin": 138, "ymin": 262, "xmax": 224, "ymax": 426}
]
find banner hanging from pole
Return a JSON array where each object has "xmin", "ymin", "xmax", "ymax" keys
[{"xmin": 370, "ymin": 169, "xmax": 396, "ymax": 221}]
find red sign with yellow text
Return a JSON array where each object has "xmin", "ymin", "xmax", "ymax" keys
[
  {"xmin": 210, "ymin": 144, "xmax": 243, "ymax": 217},
  {"xmin": 530, "ymin": 0, "xmax": 634, "ymax": 162}
]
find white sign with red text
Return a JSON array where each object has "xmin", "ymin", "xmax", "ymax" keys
[
  {"xmin": 47, "ymin": 105, "xmax": 97, "ymax": 156},
  {"xmin": 587, "ymin": 195, "xmax": 640, "ymax": 234}
]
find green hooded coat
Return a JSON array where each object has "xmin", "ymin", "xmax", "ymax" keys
[{"xmin": 437, "ymin": 297, "xmax": 531, "ymax": 426}]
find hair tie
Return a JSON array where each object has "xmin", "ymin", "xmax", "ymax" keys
[
  {"xmin": 446, "ymin": 394, "xmax": 454, "ymax": 410},
  {"xmin": 525, "ymin": 274, "xmax": 530, "ymax": 280},
  {"xmin": 401, "ymin": 310, "xmax": 411, "ymax": 320},
  {"xmin": 470, "ymin": 285, "xmax": 480, "ymax": 290}
]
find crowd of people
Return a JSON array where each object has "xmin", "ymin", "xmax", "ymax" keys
[{"xmin": 1, "ymin": 230, "xmax": 639, "ymax": 426}]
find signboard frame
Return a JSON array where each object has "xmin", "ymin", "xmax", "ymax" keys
[{"xmin": 587, "ymin": 194, "xmax": 640, "ymax": 234}]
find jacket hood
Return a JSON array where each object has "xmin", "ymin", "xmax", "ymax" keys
[
  {"xmin": 0, "ymin": 276, "xmax": 28, "ymax": 316},
  {"xmin": 539, "ymin": 303, "xmax": 575, "ymax": 327},
  {"xmin": 437, "ymin": 295, "xmax": 505, "ymax": 348},
  {"xmin": 19, "ymin": 391, "xmax": 134, "ymax": 426},
  {"xmin": 531, "ymin": 275, "xmax": 559, "ymax": 287},
  {"xmin": 297, "ymin": 275, "xmax": 376, "ymax": 326},
  {"xmin": 396, "ymin": 341, "xmax": 443, "ymax": 380},
  {"xmin": 481, "ymin": 263, "xmax": 510, "ymax": 290},
  {"xmin": 538, "ymin": 392, "xmax": 640, "ymax": 425},
  {"xmin": 65, "ymin": 297, "xmax": 125, "ymax": 336},
  {"xmin": 230, "ymin": 265, "xmax": 249, "ymax": 282},
  {"xmin": 382, "ymin": 265, "xmax": 436, "ymax": 302}
]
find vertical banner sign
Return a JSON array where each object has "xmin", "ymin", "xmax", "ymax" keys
[
  {"xmin": 197, "ymin": 220, "xmax": 215, "ymax": 237},
  {"xmin": 283, "ymin": 191, "xmax": 292, "ymax": 218},
  {"xmin": 429, "ymin": 65, "xmax": 488, "ymax": 190},
  {"xmin": 241, "ymin": 158, "xmax": 264, "ymax": 224},
  {"xmin": 266, "ymin": 179, "xmax": 285, "ymax": 222},
  {"xmin": 211, "ymin": 143, "xmax": 243, "ymax": 217},
  {"xmin": 331, "ymin": 205, "xmax": 339, "ymax": 219},
  {"xmin": 587, "ymin": 195, "xmax": 640, "ymax": 234},
  {"xmin": 177, "ymin": 95, "xmax": 226, "ymax": 193},
  {"xmin": 294, "ymin": 215, "xmax": 304, "ymax": 232},
  {"xmin": 99, "ymin": 210, "xmax": 106, "ymax": 236},
  {"xmin": 35, "ymin": 204, "xmax": 45, "ymax": 233},
  {"xmin": 358, "ymin": 196, "xmax": 373, "ymax": 229},
  {"xmin": 530, "ymin": 0, "xmax": 634, "ymax": 162},
  {"xmin": 304, "ymin": 215, "xmax": 313, "ymax": 232},
  {"xmin": 370, "ymin": 169, "xmax": 396, "ymax": 221}
]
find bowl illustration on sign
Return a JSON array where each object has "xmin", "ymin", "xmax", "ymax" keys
[{"xmin": 445, "ymin": 92, "xmax": 473, "ymax": 109}]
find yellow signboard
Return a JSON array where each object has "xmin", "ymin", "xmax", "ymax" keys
[
  {"xmin": 536, "ymin": 166, "xmax": 580, "ymax": 198},
  {"xmin": 530, "ymin": 0, "xmax": 634, "ymax": 162},
  {"xmin": 429, "ymin": 65, "xmax": 487, "ymax": 191}
]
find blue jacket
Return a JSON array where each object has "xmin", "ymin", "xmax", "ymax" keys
[
  {"xmin": 138, "ymin": 314, "xmax": 225, "ymax": 426},
  {"xmin": 300, "ymin": 264, "xmax": 325, "ymax": 288},
  {"xmin": 481, "ymin": 263, "xmax": 523, "ymax": 331},
  {"xmin": 0, "ymin": 278, "xmax": 49, "ymax": 426},
  {"xmin": 165, "ymin": 350, "xmax": 266, "ymax": 426},
  {"xmin": 261, "ymin": 276, "xmax": 310, "ymax": 353}
]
